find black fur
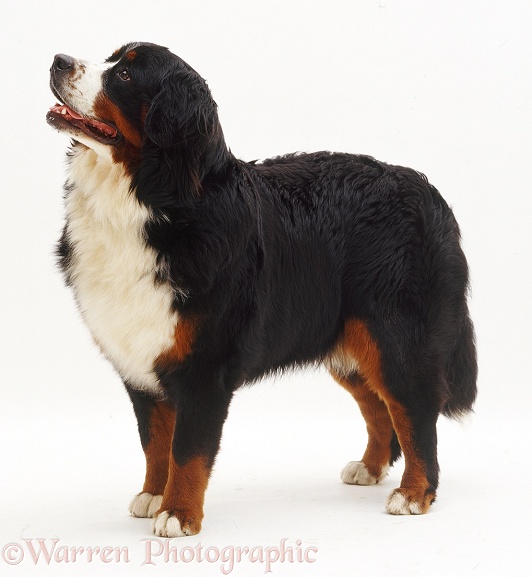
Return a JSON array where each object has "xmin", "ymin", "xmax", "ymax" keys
[
  {"xmin": 114, "ymin": 43, "xmax": 476, "ymax": 485},
  {"xmin": 125, "ymin": 385, "xmax": 157, "ymax": 451}
]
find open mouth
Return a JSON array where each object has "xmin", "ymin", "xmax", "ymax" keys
[{"xmin": 47, "ymin": 103, "xmax": 121, "ymax": 145}]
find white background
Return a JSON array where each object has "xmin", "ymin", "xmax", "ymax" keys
[{"xmin": 1, "ymin": 1, "xmax": 531, "ymax": 575}]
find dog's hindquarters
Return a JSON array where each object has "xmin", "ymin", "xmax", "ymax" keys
[{"xmin": 329, "ymin": 168, "xmax": 477, "ymax": 514}]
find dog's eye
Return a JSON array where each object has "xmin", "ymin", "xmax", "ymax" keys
[{"xmin": 117, "ymin": 68, "xmax": 131, "ymax": 81}]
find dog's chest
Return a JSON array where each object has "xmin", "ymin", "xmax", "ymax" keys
[{"xmin": 63, "ymin": 150, "xmax": 178, "ymax": 393}]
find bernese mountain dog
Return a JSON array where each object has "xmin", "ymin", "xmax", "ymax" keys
[{"xmin": 47, "ymin": 42, "xmax": 477, "ymax": 537}]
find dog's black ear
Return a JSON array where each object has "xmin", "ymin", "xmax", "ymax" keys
[
  {"xmin": 145, "ymin": 64, "xmax": 216, "ymax": 149},
  {"xmin": 139, "ymin": 63, "xmax": 227, "ymax": 205}
]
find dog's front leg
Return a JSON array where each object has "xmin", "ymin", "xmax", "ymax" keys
[
  {"xmin": 152, "ymin": 372, "xmax": 233, "ymax": 537},
  {"xmin": 126, "ymin": 387, "xmax": 175, "ymax": 519}
]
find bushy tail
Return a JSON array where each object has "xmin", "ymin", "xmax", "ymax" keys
[{"xmin": 442, "ymin": 313, "xmax": 478, "ymax": 419}]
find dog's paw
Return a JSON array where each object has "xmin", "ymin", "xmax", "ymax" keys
[
  {"xmin": 341, "ymin": 461, "xmax": 389, "ymax": 485},
  {"xmin": 385, "ymin": 488, "xmax": 434, "ymax": 515},
  {"xmin": 151, "ymin": 510, "xmax": 201, "ymax": 538},
  {"xmin": 129, "ymin": 492, "xmax": 163, "ymax": 518}
]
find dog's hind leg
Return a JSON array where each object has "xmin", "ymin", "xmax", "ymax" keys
[
  {"xmin": 330, "ymin": 319, "xmax": 440, "ymax": 514},
  {"xmin": 330, "ymin": 371, "xmax": 401, "ymax": 485}
]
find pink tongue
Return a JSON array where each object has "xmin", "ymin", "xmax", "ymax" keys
[
  {"xmin": 49, "ymin": 104, "xmax": 118, "ymax": 138},
  {"xmin": 66, "ymin": 107, "xmax": 84, "ymax": 120}
]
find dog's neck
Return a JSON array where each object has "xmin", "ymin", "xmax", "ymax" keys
[{"xmin": 65, "ymin": 143, "xmax": 147, "ymax": 226}]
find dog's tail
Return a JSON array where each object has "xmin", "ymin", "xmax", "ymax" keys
[{"xmin": 442, "ymin": 312, "xmax": 478, "ymax": 419}]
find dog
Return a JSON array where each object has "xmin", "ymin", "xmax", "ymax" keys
[{"xmin": 47, "ymin": 42, "xmax": 477, "ymax": 537}]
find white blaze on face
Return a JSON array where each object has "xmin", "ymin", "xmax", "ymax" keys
[
  {"xmin": 65, "ymin": 60, "xmax": 113, "ymax": 118},
  {"xmin": 54, "ymin": 59, "xmax": 116, "ymax": 156}
]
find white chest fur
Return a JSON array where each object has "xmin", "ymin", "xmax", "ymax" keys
[{"xmin": 63, "ymin": 147, "xmax": 178, "ymax": 393}]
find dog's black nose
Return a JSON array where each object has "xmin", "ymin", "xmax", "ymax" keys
[{"xmin": 53, "ymin": 54, "xmax": 75, "ymax": 72}]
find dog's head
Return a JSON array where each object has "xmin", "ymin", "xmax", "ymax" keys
[{"xmin": 48, "ymin": 42, "xmax": 227, "ymax": 203}]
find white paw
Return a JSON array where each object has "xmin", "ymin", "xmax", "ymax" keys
[
  {"xmin": 151, "ymin": 510, "xmax": 188, "ymax": 538},
  {"xmin": 385, "ymin": 490, "xmax": 422, "ymax": 515},
  {"xmin": 341, "ymin": 461, "xmax": 389, "ymax": 485},
  {"xmin": 129, "ymin": 492, "xmax": 163, "ymax": 518}
]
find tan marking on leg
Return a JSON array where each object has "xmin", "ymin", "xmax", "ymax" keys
[
  {"xmin": 333, "ymin": 373, "xmax": 395, "ymax": 479},
  {"xmin": 336, "ymin": 319, "xmax": 434, "ymax": 512},
  {"xmin": 142, "ymin": 401, "xmax": 175, "ymax": 495},
  {"xmin": 156, "ymin": 455, "xmax": 211, "ymax": 536}
]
